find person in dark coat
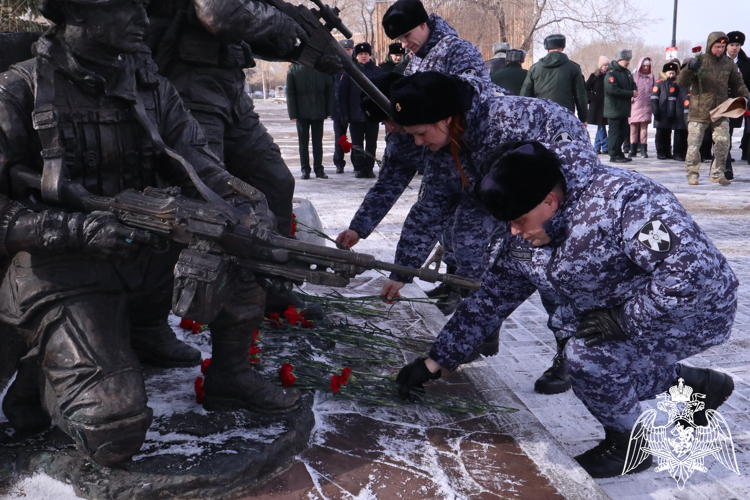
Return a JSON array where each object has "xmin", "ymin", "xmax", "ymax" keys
[
  {"xmin": 490, "ymin": 49, "xmax": 527, "ymax": 95},
  {"xmin": 604, "ymin": 49, "xmax": 637, "ymax": 163},
  {"xmin": 287, "ymin": 63, "xmax": 335, "ymax": 179},
  {"xmin": 339, "ymin": 42, "xmax": 384, "ymax": 178},
  {"xmin": 485, "ymin": 42, "xmax": 509, "ymax": 74},
  {"xmin": 521, "ymin": 34, "xmax": 588, "ymax": 124},
  {"xmin": 727, "ymin": 31, "xmax": 750, "ymax": 169},
  {"xmin": 673, "ymin": 74, "xmax": 690, "ymax": 161},
  {"xmin": 333, "ymin": 39, "xmax": 354, "ymax": 173},
  {"xmin": 380, "ymin": 42, "xmax": 409, "ymax": 73},
  {"xmin": 586, "ymin": 56, "xmax": 610, "ymax": 154},
  {"xmin": 651, "ymin": 60, "xmax": 681, "ymax": 159}
]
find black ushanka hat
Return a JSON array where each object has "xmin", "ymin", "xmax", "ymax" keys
[
  {"xmin": 388, "ymin": 42, "xmax": 407, "ymax": 55},
  {"xmin": 361, "ymin": 72, "xmax": 405, "ymax": 123},
  {"xmin": 476, "ymin": 142, "xmax": 564, "ymax": 222},
  {"xmin": 354, "ymin": 42, "xmax": 372, "ymax": 56},
  {"xmin": 662, "ymin": 61, "xmax": 679, "ymax": 73},
  {"xmin": 382, "ymin": 0, "xmax": 429, "ymax": 40},
  {"xmin": 727, "ymin": 31, "xmax": 745, "ymax": 46},
  {"xmin": 389, "ymin": 72, "xmax": 470, "ymax": 126}
]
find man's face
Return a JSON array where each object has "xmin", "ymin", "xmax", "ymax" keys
[
  {"xmin": 711, "ymin": 42, "xmax": 726, "ymax": 58},
  {"xmin": 345, "ymin": 48, "xmax": 353, "ymax": 56},
  {"xmin": 356, "ymin": 52, "xmax": 371, "ymax": 64},
  {"xmin": 75, "ymin": 0, "xmax": 149, "ymax": 55},
  {"xmin": 619, "ymin": 59, "xmax": 631, "ymax": 68},
  {"xmin": 405, "ymin": 120, "xmax": 451, "ymax": 151},
  {"xmin": 396, "ymin": 23, "xmax": 429, "ymax": 53},
  {"xmin": 392, "ymin": 54, "xmax": 403, "ymax": 64},
  {"xmin": 727, "ymin": 42, "xmax": 742, "ymax": 58},
  {"xmin": 509, "ymin": 194, "xmax": 559, "ymax": 246}
]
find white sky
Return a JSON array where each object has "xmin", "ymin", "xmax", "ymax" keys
[{"xmin": 649, "ymin": 0, "xmax": 750, "ymax": 48}]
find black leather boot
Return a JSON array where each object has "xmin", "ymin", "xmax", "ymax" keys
[
  {"xmin": 628, "ymin": 143, "xmax": 638, "ymax": 157},
  {"xmin": 131, "ymin": 321, "xmax": 202, "ymax": 368},
  {"xmin": 575, "ymin": 425, "xmax": 653, "ymax": 478},
  {"xmin": 203, "ymin": 338, "xmax": 301, "ymax": 414},
  {"xmin": 460, "ymin": 329, "xmax": 500, "ymax": 365},
  {"xmin": 640, "ymin": 144, "xmax": 648, "ymax": 158},
  {"xmin": 677, "ymin": 364, "xmax": 734, "ymax": 426},
  {"xmin": 534, "ymin": 337, "xmax": 572, "ymax": 394}
]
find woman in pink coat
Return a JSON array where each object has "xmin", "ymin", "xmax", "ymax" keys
[{"xmin": 628, "ymin": 56, "xmax": 654, "ymax": 157}]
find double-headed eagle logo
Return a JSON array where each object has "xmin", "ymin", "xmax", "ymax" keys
[{"xmin": 623, "ymin": 378, "xmax": 739, "ymax": 489}]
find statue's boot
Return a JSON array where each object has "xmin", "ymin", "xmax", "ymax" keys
[
  {"xmin": 202, "ymin": 337, "xmax": 301, "ymax": 414},
  {"xmin": 130, "ymin": 320, "xmax": 202, "ymax": 368},
  {"xmin": 2, "ymin": 356, "xmax": 51, "ymax": 435},
  {"xmin": 574, "ymin": 424, "xmax": 652, "ymax": 478}
]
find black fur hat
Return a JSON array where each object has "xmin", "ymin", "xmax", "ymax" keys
[
  {"xmin": 388, "ymin": 42, "xmax": 407, "ymax": 55},
  {"xmin": 728, "ymin": 31, "xmax": 746, "ymax": 46},
  {"xmin": 361, "ymin": 72, "xmax": 405, "ymax": 123},
  {"xmin": 543, "ymin": 34, "xmax": 566, "ymax": 50},
  {"xmin": 389, "ymin": 72, "xmax": 471, "ymax": 126},
  {"xmin": 382, "ymin": 0, "xmax": 429, "ymax": 40},
  {"xmin": 662, "ymin": 61, "xmax": 679, "ymax": 73},
  {"xmin": 476, "ymin": 141, "xmax": 564, "ymax": 222},
  {"xmin": 354, "ymin": 42, "xmax": 372, "ymax": 56}
]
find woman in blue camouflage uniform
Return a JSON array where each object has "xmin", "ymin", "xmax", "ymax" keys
[{"xmin": 397, "ymin": 139, "xmax": 737, "ymax": 478}]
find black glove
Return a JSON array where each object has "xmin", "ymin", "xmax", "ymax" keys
[
  {"xmin": 79, "ymin": 212, "xmax": 160, "ymax": 263},
  {"xmin": 687, "ymin": 58, "xmax": 703, "ymax": 72},
  {"xmin": 272, "ymin": 18, "xmax": 308, "ymax": 56},
  {"xmin": 257, "ymin": 275, "xmax": 296, "ymax": 294},
  {"xmin": 653, "ymin": 113, "xmax": 662, "ymax": 122},
  {"xmin": 314, "ymin": 53, "xmax": 343, "ymax": 76},
  {"xmin": 575, "ymin": 307, "xmax": 628, "ymax": 347},
  {"xmin": 396, "ymin": 357, "xmax": 441, "ymax": 402}
]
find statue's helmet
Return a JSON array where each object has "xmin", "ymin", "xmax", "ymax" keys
[{"xmin": 38, "ymin": 0, "xmax": 123, "ymax": 25}]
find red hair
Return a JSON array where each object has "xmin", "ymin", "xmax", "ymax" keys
[{"xmin": 447, "ymin": 115, "xmax": 469, "ymax": 188}]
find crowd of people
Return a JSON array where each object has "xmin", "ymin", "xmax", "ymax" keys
[{"xmin": 0, "ymin": 0, "xmax": 747, "ymax": 485}]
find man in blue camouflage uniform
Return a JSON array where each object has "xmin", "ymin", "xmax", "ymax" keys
[
  {"xmin": 398, "ymin": 140, "xmax": 738, "ymax": 478},
  {"xmin": 337, "ymin": 0, "xmax": 491, "ymax": 313}
]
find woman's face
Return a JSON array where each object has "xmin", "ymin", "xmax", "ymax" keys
[
  {"xmin": 666, "ymin": 70, "xmax": 676, "ymax": 79},
  {"xmin": 405, "ymin": 119, "xmax": 452, "ymax": 151},
  {"xmin": 600, "ymin": 64, "xmax": 608, "ymax": 72}
]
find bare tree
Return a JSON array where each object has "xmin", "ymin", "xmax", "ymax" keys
[{"xmin": 0, "ymin": 0, "xmax": 48, "ymax": 31}]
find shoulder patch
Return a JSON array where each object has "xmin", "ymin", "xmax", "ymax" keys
[
  {"xmin": 462, "ymin": 68, "xmax": 478, "ymax": 77},
  {"xmin": 652, "ymin": 86, "xmax": 659, "ymax": 92},
  {"xmin": 553, "ymin": 131, "xmax": 573, "ymax": 142},
  {"xmin": 637, "ymin": 220, "xmax": 671, "ymax": 252},
  {"xmin": 609, "ymin": 76, "xmax": 615, "ymax": 83}
]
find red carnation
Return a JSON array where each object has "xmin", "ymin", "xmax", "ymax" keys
[
  {"xmin": 179, "ymin": 318, "xmax": 194, "ymax": 330},
  {"xmin": 252, "ymin": 329, "xmax": 261, "ymax": 346},
  {"xmin": 692, "ymin": 46, "xmax": 702, "ymax": 53},
  {"xmin": 200, "ymin": 358, "xmax": 211, "ymax": 375},
  {"xmin": 330, "ymin": 374, "xmax": 341, "ymax": 394},
  {"xmin": 284, "ymin": 305, "xmax": 300, "ymax": 325},
  {"xmin": 278, "ymin": 363, "xmax": 296, "ymax": 386},
  {"xmin": 192, "ymin": 322, "xmax": 203, "ymax": 334},
  {"xmin": 300, "ymin": 316, "xmax": 315, "ymax": 328},
  {"xmin": 269, "ymin": 313, "xmax": 283, "ymax": 328},
  {"xmin": 249, "ymin": 345, "xmax": 262, "ymax": 365},
  {"xmin": 338, "ymin": 135, "xmax": 353, "ymax": 154},
  {"xmin": 194, "ymin": 376, "xmax": 205, "ymax": 404},
  {"xmin": 340, "ymin": 367, "xmax": 352, "ymax": 386}
]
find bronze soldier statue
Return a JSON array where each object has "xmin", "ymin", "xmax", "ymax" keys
[{"xmin": 0, "ymin": 0, "xmax": 300, "ymax": 466}]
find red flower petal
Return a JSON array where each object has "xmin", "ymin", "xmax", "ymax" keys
[
  {"xmin": 192, "ymin": 322, "xmax": 203, "ymax": 334},
  {"xmin": 194, "ymin": 376, "xmax": 204, "ymax": 404},
  {"xmin": 279, "ymin": 363, "xmax": 294, "ymax": 376},
  {"xmin": 692, "ymin": 46, "xmax": 702, "ymax": 53},
  {"xmin": 200, "ymin": 358, "xmax": 212, "ymax": 375},
  {"xmin": 284, "ymin": 305, "xmax": 300, "ymax": 325},
  {"xmin": 330, "ymin": 374, "xmax": 341, "ymax": 394},
  {"xmin": 179, "ymin": 318, "xmax": 194, "ymax": 330},
  {"xmin": 269, "ymin": 313, "xmax": 283, "ymax": 328},
  {"xmin": 340, "ymin": 367, "xmax": 352, "ymax": 386},
  {"xmin": 280, "ymin": 372, "xmax": 296, "ymax": 386}
]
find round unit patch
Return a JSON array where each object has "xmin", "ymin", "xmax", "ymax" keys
[
  {"xmin": 609, "ymin": 76, "xmax": 615, "ymax": 83},
  {"xmin": 554, "ymin": 131, "xmax": 573, "ymax": 142},
  {"xmin": 638, "ymin": 220, "xmax": 671, "ymax": 252}
]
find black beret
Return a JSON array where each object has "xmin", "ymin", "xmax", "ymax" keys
[
  {"xmin": 543, "ymin": 34, "xmax": 566, "ymax": 50},
  {"xmin": 476, "ymin": 141, "xmax": 564, "ymax": 222},
  {"xmin": 382, "ymin": 0, "xmax": 429, "ymax": 40},
  {"xmin": 354, "ymin": 42, "xmax": 372, "ymax": 56},
  {"xmin": 389, "ymin": 42, "xmax": 407, "ymax": 55},
  {"xmin": 662, "ymin": 61, "xmax": 679, "ymax": 73},
  {"xmin": 361, "ymin": 72, "xmax": 405, "ymax": 123},
  {"xmin": 389, "ymin": 72, "xmax": 471, "ymax": 126},
  {"xmin": 727, "ymin": 31, "xmax": 745, "ymax": 46},
  {"xmin": 339, "ymin": 39, "xmax": 354, "ymax": 49}
]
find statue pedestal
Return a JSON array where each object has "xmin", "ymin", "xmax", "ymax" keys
[{"xmin": 0, "ymin": 370, "xmax": 314, "ymax": 500}]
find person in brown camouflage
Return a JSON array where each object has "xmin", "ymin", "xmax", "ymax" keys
[{"xmin": 677, "ymin": 31, "xmax": 749, "ymax": 185}]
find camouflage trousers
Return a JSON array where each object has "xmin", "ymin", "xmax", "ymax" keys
[
  {"xmin": 565, "ymin": 315, "xmax": 734, "ymax": 432},
  {"xmin": 685, "ymin": 118, "xmax": 730, "ymax": 180}
]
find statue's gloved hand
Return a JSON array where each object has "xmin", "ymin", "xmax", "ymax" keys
[
  {"xmin": 272, "ymin": 17, "xmax": 308, "ymax": 56},
  {"xmin": 687, "ymin": 58, "xmax": 702, "ymax": 72},
  {"xmin": 574, "ymin": 306, "xmax": 628, "ymax": 347},
  {"xmin": 396, "ymin": 357, "xmax": 441, "ymax": 402},
  {"xmin": 314, "ymin": 53, "xmax": 342, "ymax": 76},
  {"xmin": 80, "ymin": 212, "xmax": 161, "ymax": 264},
  {"xmin": 256, "ymin": 275, "xmax": 297, "ymax": 293}
]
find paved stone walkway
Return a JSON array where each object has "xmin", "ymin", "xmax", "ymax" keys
[{"xmin": 259, "ymin": 99, "xmax": 750, "ymax": 500}]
